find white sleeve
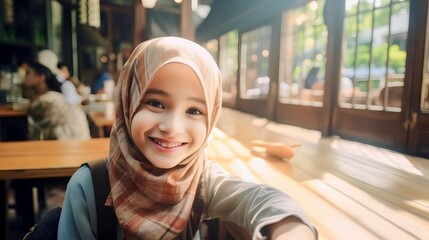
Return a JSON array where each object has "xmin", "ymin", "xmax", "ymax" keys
[
  {"xmin": 61, "ymin": 81, "xmax": 82, "ymax": 106},
  {"xmin": 58, "ymin": 166, "xmax": 97, "ymax": 240},
  {"xmin": 203, "ymin": 160, "xmax": 317, "ymax": 240}
]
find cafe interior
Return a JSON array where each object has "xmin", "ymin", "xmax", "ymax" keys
[{"xmin": 0, "ymin": 0, "xmax": 429, "ymax": 239}]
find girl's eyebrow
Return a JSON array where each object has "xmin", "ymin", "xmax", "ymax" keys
[
  {"xmin": 189, "ymin": 96, "xmax": 206, "ymax": 105},
  {"xmin": 145, "ymin": 88, "xmax": 206, "ymax": 105}
]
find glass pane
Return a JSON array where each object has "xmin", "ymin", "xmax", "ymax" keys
[
  {"xmin": 423, "ymin": 3, "xmax": 429, "ymax": 111},
  {"xmin": 368, "ymin": 8, "xmax": 389, "ymax": 109},
  {"xmin": 341, "ymin": 16, "xmax": 357, "ymax": 106},
  {"xmin": 279, "ymin": 11, "xmax": 295, "ymax": 100},
  {"xmin": 32, "ymin": 1, "xmax": 48, "ymax": 47},
  {"xmin": 356, "ymin": 12, "xmax": 372, "ymax": 106},
  {"xmin": 359, "ymin": 0, "xmax": 374, "ymax": 12},
  {"xmin": 279, "ymin": 0, "xmax": 327, "ymax": 107},
  {"xmin": 385, "ymin": 1, "xmax": 408, "ymax": 110},
  {"xmin": 423, "ymin": 77, "xmax": 429, "ymax": 111},
  {"xmin": 354, "ymin": 44, "xmax": 370, "ymax": 105},
  {"xmin": 202, "ymin": 39, "xmax": 218, "ymax": 62},
  {"xmin": 375, "ymin": 0, "xmax": 391, "ymax": 8},
  {"xmin": 346, "ymin": 0, "xmax": 359, "ymax": 15},
  {"xmin": 240, "ymin": 25, "xmax": 271, "ymax": 100},
  {"xmin": 52, "ymin": 1, "xmax": 63, "ymax": 57},
  {"xmin": 341, "ymin": 0, "xmax": 409, "ymax": 111},
  {"xmin": 219, "ymin": 31, "xmax": 238, "ymax": 95}
]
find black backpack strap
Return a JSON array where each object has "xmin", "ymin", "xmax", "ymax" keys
[
  {"xmin": 184, "ymin": 178, "xmax": 205, "ymax": 239},
  {"xmin": 85, "ymin": 159, "xmax": 118, "ymax": 240}
]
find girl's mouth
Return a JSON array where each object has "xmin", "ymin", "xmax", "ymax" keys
[{"xmin": 149, "ymin": 137, "xmax": 186, "ymax": 149}]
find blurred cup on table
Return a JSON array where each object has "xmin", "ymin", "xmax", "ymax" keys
[
  {"xmin": 104, "ymin": 101, "xmax": 114, "ymax": 120},
  {"xmin": 103, "ymin": 80, "xmax": 115, "ymax": 100},
  {"xmin": 12, "ymin": 98, "xmax": 29, "ymax": 111},
  {"xmin": 80, "ymin": 85, "xmax": 91, "ymax": 101}
]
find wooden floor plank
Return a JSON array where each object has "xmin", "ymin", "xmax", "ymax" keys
[{"xmin": 294, "ymin": 146, "xmax": 429, "ymax": 213}]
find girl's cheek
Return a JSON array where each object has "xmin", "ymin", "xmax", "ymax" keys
[
  {"xmin": 191, "ymin": 119, "xmax": 208, "ymax": 142},
  {"xmin": 131, "ymin": 114, "xmax": 148, "ymax": 138}
]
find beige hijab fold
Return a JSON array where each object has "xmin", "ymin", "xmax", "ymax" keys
[{"xmin": 106, "ymin": 37, "xmax": 222, "ymax": 239}]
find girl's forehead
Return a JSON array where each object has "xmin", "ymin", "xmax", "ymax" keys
[
  {"xmin": 149, "ymin": 62, "xmax": 202, "ymax": 84},
  {"xmin": 147, "ymin": 62, "xmax": 203, "ymax": 91},
  {"xmin": 159, "ymin": 61, "xmax": 191, "ymax": 71}
]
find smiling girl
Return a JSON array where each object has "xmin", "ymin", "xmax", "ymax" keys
[{"xmin": 58, "ymin": 37, "xmax": 317, "ymax": 240}]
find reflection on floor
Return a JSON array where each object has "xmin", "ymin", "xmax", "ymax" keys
[{"xmin": 215, "ymin": 107, "xmax": 429, "ymax": 240}]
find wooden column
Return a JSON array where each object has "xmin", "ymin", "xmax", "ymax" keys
[
  {"xmin": 134, "ymin": 0, "xmax": 147, "ymax": 46},
  {"xmin": 180, "ymin": 0, "xmax": 194, "ymax": 40}
]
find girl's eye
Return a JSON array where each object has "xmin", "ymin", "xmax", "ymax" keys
[
  {"xmin": 146, "ymin": 100, "xmax": 165, "ymax": 109},
  {"xmin": 187, "ymin": 108, "xmax": 203, "ymax": 115}
]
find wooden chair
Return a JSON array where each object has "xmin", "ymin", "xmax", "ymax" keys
[{"xmin": 379, "ymin": 82, "xmax": 403, "ymax": 108}]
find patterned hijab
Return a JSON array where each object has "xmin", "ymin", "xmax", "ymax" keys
[{"xmin": 106, "ymin": 37, "xmax": 222, "ymax": 239}]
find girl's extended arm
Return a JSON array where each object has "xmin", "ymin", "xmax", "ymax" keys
[
  {"xmin": 203, "ymin": 160, "xmax": 317, "ymax": 240},
  {"xmin": 267, "ymin": 216, "xmax": 316, "ymax": 240}
]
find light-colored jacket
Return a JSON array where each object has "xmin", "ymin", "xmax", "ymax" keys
[{"xmin": 28, "ymin": 91, "xmax": 90, "ymax": 140}]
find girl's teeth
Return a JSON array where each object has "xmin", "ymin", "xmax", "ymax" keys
[{"xmin": 155, "ymin": 139, "xmax": 181, "ymax": 148}]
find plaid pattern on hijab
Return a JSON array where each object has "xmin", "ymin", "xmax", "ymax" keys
[{"xmin": 106, "ymin": 37, "xmax": 222, "ymax": 239}]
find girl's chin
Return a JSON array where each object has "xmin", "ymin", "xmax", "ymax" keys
[
  {"xmin": 152, "ymin": 163, "xmax": 179, "ymax": 169},
  {"xmin": 147, "ymin": 157, "xmax": 182, "ymax": 169}
]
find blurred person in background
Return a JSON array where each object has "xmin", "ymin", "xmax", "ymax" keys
[
  {"xmin": 37, "ymin": 49, "xmax": 83, "ymax": 106},
  {"xmin": 57, "ymin": 62, "xmax": 90, "ymax": 100},
  {"xmin": 24, "ymin": 61, "xmax": 90, "ymax": 140},
  {"xmin": 91, "ymin": 62, "xmax": 114, "ymax": 94}
]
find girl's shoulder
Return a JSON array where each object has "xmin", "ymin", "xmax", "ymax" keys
[
  {"xmin": 202, "ymin": 160, "xmax": 241, "ymax": 184},
  {"xmin": 67, "ymin": 165, "xmax": 94, "ymax": 192}
]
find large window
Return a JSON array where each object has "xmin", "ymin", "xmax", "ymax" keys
[
  {"xmin": 422, "ymin": 3, "xmax": 429, "ymax": 113},
  {"xmin": 202, "ymin": 39, "xmax": 218, "ymax": 63},
  {"xmin": 240, "ymin": 25, "xmax": 272, "ymax": 100},
  {"xmin": 51, "ymin": 1, "xmax": 63, "ymax": 57},
  {"xmin": 279, "ymin": 0, "xmax": 327, "ymax": 107},
  {"xmin": 219, "ymin": 30, "xmax": 238, "ymax": 98},
  {"xmin": 341, "ymin": 0, "xmax": 409, "ymax": 111}
]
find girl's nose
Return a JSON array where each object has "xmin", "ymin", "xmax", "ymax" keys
[{"xmin": 158, "ymin": 111, "xmax": 185, "ymax": 136}]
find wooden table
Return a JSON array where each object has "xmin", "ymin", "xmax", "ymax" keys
[
  {"xmin": 0, "ymin": 138, "xmax": 110, "ymax": 239},
  {"xmin": 0, "ymin": 103, "xmax": 28, "ymax": 141},
  {"xmin": 0, "ymin": 103, "xmax": 27, "ymax": 118},
  {"xmin": 84, "ymin": 101, "xmax": 114, "ymax": 137},
  {"xmin": 87, "ymin": 111, "xmax": 114, "ymax": 137}
]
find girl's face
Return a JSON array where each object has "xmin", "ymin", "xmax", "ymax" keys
[{"xmin": 131, "ymin": 62, "xmax": 208, "ymax": 169}]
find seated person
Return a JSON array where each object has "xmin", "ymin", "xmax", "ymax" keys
[
  {"xmin": 24, "ymin": 61, "xmax": 90, "ymax": 140},
  {"xmin": 57, "ymin": 62, "xmax": 90, "ymax": 99},
  {"xmin": 37, "ymin": 49, "xmax": 83, "ymax": 106},
  {"xmin": 91, "ymin": 67, "xmax": 114, "ymax": 94}
]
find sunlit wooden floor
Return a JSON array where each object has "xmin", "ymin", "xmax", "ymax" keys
[{"xmin": 210, "ymin": 107, "xmax": 429, "ymax": 240}]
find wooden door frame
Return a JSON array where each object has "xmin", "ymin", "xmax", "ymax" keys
[
  {"xmin": 274, "ymin": 0, "xmax": 344, "ymax": 135},
  {"xmin": 408, "ymin": 0, "xmax": 429, "ymax": 157},
  {"xmin": 235, "ymin": 18, "xmax": 280, "ymax": 119},
  {"xmin": 331, "ymin": 0, "xmax": 417, "ymax": 153}
]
